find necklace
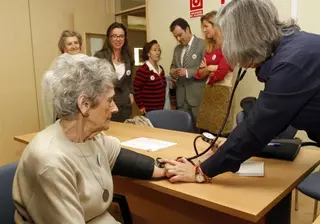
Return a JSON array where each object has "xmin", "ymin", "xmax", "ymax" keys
[
  {"xmin": 76, "ymin": 143, "xmax": 109, "ymax": 202},
  {"xmin": 112, "ymin": 55, "xmax": 121, "ymax": 64}
]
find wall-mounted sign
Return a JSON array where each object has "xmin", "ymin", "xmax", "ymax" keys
[{"xmin": 190, "ymin": 0, "xmax": 203, "ymax": 18}]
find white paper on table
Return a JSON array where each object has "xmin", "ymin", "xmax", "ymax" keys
[
  {"xmin": 236, "ymin": 161, "xmax": 265, "ymax": 177},
  {"xmin": 121, "ymin": 137, "xmax": 177, "ymax": 152}
]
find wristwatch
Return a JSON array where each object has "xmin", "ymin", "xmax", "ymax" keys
[{"xmin": 195, "ymin": 165, "xmax": 209, "ymax": 183}]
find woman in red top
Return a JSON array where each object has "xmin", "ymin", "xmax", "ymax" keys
[
  {"xmin": 134, "ymin": 40, "xmax": 167, "ymax": 114},
  {"xmin": 195, "ymin": 11, "xmax": 234, "ymax": 135}
]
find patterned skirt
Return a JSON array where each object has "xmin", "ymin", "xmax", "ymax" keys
[{"xmin": 196, "ymin": 85, "xmax": 234, "ymax": 135}]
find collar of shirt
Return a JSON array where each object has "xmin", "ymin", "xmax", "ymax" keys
[
  {"xmin": 180, "ymin": 35, "xmax": 195, "ymax": 66},
  {"xmin": 113, "ymin": 62, "xmax": 125, "ymax": 80},
  {"xmin": 146, "ymin": 60, "xmax": 162, "ymax": 75},
  {"xmin": 183, "ymin": 35, "xmax": 194, "ymax": 49},
  {"xmin": 256, "ymin": 30, "xmax": 299, "ymax": 83},
  {"xmin": 255, "ymin": 60, "xmax": 271, "ymax": 83},
  {"xmin": 186, "ymin": 35, "xmax": 194, "ymax": 48}
]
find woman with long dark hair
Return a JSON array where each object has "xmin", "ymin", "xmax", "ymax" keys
[{"xmin": 95, "ymin": 22, "xmax": 134, "ymax": 122}]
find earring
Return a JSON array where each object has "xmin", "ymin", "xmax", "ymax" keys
[{"xmin": 84, "ymin": 111, "xmax": 90, "ymax": 117}]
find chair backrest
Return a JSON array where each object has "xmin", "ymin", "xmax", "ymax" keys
[
  {"xmin": 240, "ymin": 97, "xmax": 257, "ymax": 117},
  {"xmin": 236, "ymin": 111, "xmax": 245, "ymax": 126},
  {"xmin": 0, "ymin": 162, "xmax": 18, "ymax": 224},
  {"xmin": 145, "ymin": 110, "xmax": 194, "ymax": 132},
  {"xmin": 236, "ymin": 97, "xmax": 297, "ymax": 139}
]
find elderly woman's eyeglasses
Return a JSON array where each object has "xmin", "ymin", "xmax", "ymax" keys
[{"xmin": 110, "ymin": 34, "xmax": 125, "ymax": 41}]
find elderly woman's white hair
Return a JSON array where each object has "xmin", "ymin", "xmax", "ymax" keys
[
  {"xmin": 42, "ymin": 53, "xmax": 116, "ymax": 122},
  {"xmin": 216, "ymin": 0, "xmax": 300, "ymax": 68}
]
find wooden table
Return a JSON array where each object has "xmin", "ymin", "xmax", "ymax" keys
[
  {"xmin": 14, "ymin": 122, "xmax": 320, "ymax": 224},
  {"xmin": 314, "ymin": 215, "xmax": 320, "ymax": 224}
]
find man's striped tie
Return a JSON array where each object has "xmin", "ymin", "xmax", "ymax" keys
[{"xmin": 183, "ymin": 44, "xmax": 190, "ymax": 68}]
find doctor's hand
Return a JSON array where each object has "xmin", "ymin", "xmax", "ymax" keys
[{"xmin": 162, "ymin": 157, "xmax": 196, "ymax": 183}]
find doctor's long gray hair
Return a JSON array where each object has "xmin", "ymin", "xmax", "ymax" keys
[{"xmin": 216, "ymin": 0, "xmax": 300, "ymax": 68}]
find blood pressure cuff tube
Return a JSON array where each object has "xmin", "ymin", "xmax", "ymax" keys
[{"xmin": 112, "ymin": 148, "xmax": 154, "ymax": 180}]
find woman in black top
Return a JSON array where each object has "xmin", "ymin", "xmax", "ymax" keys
[{"xmin": 95, "ymin": 22, "xmax": 134, "ymax": 122}]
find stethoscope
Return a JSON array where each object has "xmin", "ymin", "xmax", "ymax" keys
[{"xmin": 155, "ymin": 68, "xmax": 247, "ymax": 167}]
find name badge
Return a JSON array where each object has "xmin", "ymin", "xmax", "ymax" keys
[
  {"xmin": 192, "ymin": 54, "xmax": 197, "ymax": 59},
  {"xmin": 212, "ymin": 54, "xmax": 216, "ymax": 61}
]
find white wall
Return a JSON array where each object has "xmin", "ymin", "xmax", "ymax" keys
[
  {"xmin": 295, "ymin": 0, "xmax": 320, "ymax": 140},
  {"xmin": 298, "ymin": 0, "xmax": 320, "ymax": 34},
  {"xmin": 30, "ymin": 0, "xmax": 114, "ymax": 130},
  {"xmin": 0, "ymin": 0, "xmax": 39, "ymax": 166},
  {"xmin": 0, "ymin": 0, "xmax": 114, "ymax": 166}
]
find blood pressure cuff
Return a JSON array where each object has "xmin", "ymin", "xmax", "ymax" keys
[{"xmin": 112, "ymin": 148, "xmax": 154, "ymax": 180}]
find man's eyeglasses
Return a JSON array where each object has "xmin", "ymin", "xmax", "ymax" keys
[{"xmin": 110, "ymin": 34, "xmax": 125, "ymax": 40}]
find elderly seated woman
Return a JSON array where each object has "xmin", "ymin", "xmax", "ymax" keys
[{"xmin": 13, "ymin": 54, "xmax": 166, "ymax": 223}]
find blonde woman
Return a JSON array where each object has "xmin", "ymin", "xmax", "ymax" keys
[
  {"xmin": 195, "ymin": 11, "xmax": 233, "ymax": 135},
  {"xmin": 57, "ymin": 30, "xmax": 82, "ymax": 55},
  {"xmin": 43, "ymin": 30, "xmax": 83, "ymax": 127}
]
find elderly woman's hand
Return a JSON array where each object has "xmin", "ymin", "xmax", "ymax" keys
[
  {"xmin": 162, "ymin": 158, "xmax": 196, "ymax": 183},
  {"xmin": 152, "ymin": 165, "xmax": 166, "ymax": 179}
]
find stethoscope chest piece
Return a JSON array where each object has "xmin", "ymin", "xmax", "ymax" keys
[
  {"xmin": 201, "ymin": 132, "xmax": 215, "ymax": 144},
  {"xmin": 155, "ymin": 157, "xmax": 165, "ymax": 168}
]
